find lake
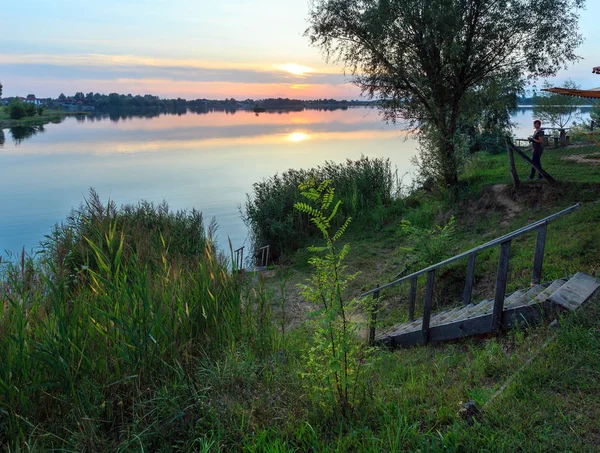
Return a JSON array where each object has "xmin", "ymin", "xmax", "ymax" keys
[{"xmin": 0, "ymin": 106, "xmax": 589, "ymax": 257}]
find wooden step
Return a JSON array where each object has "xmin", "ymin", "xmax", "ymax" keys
[
  {"xmin": 528, "ymin": 278, "xmax": 567, "ymax": 306},
  {"xmin": 505, "ymin": 284, "xmax": 547, "ymax": 309},
  {"xmin": 375, "ymin": 275, "xmax": 599, "ymax": 346},
  {"xmin": 549, "ymin": 273, "xmax": 600, "ymax": 311}
]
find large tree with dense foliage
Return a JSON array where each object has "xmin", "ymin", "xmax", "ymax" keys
[{"xmin": 306, "ymin": 0, "xmax": 585, "ymax": 186}]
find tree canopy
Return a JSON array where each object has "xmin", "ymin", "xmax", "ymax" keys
[
  {"xmin": 306, "ymin": 0, "xmax": 585, "ymax": 186},
  {"xmin": 533, "ymin": 79, "xmax": 581, "ymax": 129}
]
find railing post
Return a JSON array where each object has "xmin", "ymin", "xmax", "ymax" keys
[
  {"xmin": 368, "ymin": 284, "xmax": 380, "ymax": 345},
  {"xmin": 491, "ymin": 240, "xmax": 511, "ymax": 332},
  {"xmin": 421, "ymin": 270, "xmax": 435, "ymax": 344},
  {"xmin": 463, "ymin": 252, "xmax": 477, "ymax": 306},
  {"xmin": 506, "ymin": 138, "xmax": 520, "ymax": 189},
  {"xmin": 409, "ymin": 276, "xmax": 417, "ymax": 321},
  {"xmin": 532, "ymin": 223, "xmax": 547, "ymax": 285}
]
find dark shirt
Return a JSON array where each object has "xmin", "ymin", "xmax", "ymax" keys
[{"xmin": 532, "ymin": 129, "xmax": 544, "ymax": 153}]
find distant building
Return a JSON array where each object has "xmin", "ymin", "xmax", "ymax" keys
[{"xmin": 23, "ymin": 95, "xmax": 43, "ymax": 106}]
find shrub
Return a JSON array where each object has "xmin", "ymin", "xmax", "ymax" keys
[
  {"xmin": 25, "ymin": 103, "xmax": 37, "ymax": 117},
  {"xmin": 244, "ymin": 156, "xmax": 396, "ymax": 262},
  {"xmin": 8, "ymin": 98, "xmax": 26, "ymax": 119},
  {"xmin": 398, "ymin": 215, "xmax": 457, "ymax": 269}
]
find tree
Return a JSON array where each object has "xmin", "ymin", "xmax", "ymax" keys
[
  {"xmin": 306, "ymin": 0, "xmax": 585, "ymax": 187},
  {"xmin": 8, "ymin": 99, "xmax": 27, "ymax": 119},
  {"xmin": 25, "ymin": 103, "xmax": 37, "ymax": 117},
  {"xmin": 37, "ymin": 106, "xmax": 45, "ymax": 116},
  {"xmin": 533, "ymin": 79, "xmax": 581, "ymax": 129},
  {"xmin": 0, "ymin": 82, "xmax": 3, "ymax": 98},
  {"xmin": 58, "ymin": 93, "xmax": 66, "ymax": 101}
]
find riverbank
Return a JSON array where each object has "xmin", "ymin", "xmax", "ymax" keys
[
  {"xmin": 1, "ymin": 143, "xmax": 599, "ymax": 450},
  {"xmin": 0, "ymin": 109, "xmax": 90, "ymax": 128}
]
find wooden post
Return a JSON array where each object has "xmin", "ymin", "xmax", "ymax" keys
[
  {"xmin": 463, "ymin": 252, "xmax": 477, "ymax": 305},
  {"xmin": 409, "ymin": 276, "xmax": 417, "ymax": 321},
  {"xmin": 532, "ymin": 223, "xmax": 547, "ymax": 285},
  {"xmin": 505, "ymin": 138, "xmax": 520, "ymax": 188},
  {"xmin": 421, "ymin": 270, "xmax": 435, "ymax": 344},
  {"xmin": 491, "ymin": 241, "xmax": 511, "ymax": 332},
  {"xmin": 368, "ymin": 284, "xmax": 380, "ymax": 345}
]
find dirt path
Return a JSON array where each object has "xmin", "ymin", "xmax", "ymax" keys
[
  {"xmin": 562, "ymin": 153, "xmax": 600, "ymax": 165},
  {"xmin": 490, "ymin": 184, "xmax": 523, "ymax": 224}
]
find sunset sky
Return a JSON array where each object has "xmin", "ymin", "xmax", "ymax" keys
[{"xmin": 2, "ymin": 0, "xmax": 599, "ymax": 100}]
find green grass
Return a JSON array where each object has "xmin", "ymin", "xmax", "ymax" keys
[{"xmin": 1, "ymin": 144, "xmax": 600, "ymax": 451}]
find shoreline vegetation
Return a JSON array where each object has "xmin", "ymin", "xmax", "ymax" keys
[
  {"xmin": 1, "ymin": 139, "xmax": 600, "ymax": 450},
  {"xmin": 0, "ymin": 109, "xmax": 90, "ymax": 128}
]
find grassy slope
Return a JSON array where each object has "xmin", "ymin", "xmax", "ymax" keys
[{"xmin": 249, "ymin": 143, "xmax": 600, "ymax": 451}]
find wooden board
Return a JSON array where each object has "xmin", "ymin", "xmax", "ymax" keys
[{"xmin": 549, "ymin": 273, "xmax": 600, "ymax": 311}]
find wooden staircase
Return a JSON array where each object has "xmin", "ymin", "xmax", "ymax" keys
[
  {"xmin": 362, "ymin": 204, "xmax": 600, "ymax": 348},
  {"xmin": 375, "ymin": 273, "xmax": 600, "ymax": 348}
]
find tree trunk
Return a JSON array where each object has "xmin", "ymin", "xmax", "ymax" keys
[{"xmin": 439, "ymin": 132, "xmax": 459, "ymax": 187}]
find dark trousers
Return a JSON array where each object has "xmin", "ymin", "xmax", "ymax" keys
[{"xmin": 529, "ymin": 149, "xmax": 544, "ymax": 179}]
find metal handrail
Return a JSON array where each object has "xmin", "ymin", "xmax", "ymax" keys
[{"xmin": 361, "ymin": 203, "xmax": 581, "ymax": 298}]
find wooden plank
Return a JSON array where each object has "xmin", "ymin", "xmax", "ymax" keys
[
  {"xmin": 421, "ymin": 270, "xmax": 435, "ymax": 344},
  {"xmin": 391, "ymin": 303, "xmax": 545, "ymax": 346},
  {"xmin": 409, "ymin": 276, "xmax": 417, "ymax": 321},
  {"xmin": 463, "ymin": 252, "xmax": 477, "ymax": 305},
  {"xmin": 548, "ymin": 272, "xmax": 600, "ymax": 311},
  {"xmin": 384, "ymin": 330, "xmax": 423, "ymax": 348},
  {"xmin": 491, "ymin": 241, "xmax": 511, "ymax": 332},
  {"xmin": 529, "ymin": 278, "xmax": 567, "ymax": 305},
  {"xmin": 532, "ymin": 223, "xmax": 547, "ymax": 285},
  {"xmin": 506, "ymin": 141, "xmax": 521, "ymax": 188}
]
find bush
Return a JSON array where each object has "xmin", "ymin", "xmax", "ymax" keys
[
  {"xmin": 25, "ymin": 102, "xmax": 37, "ymax": 117},
  {"xmin": 244, "ymin": 156, "xmax": 396, "ymax": 262},
  {"xmin": 37, "ymin": 105, "xmax": 45, "ymax": 116},
  {"xmin": 8, "ymin": 98, "xmax": 26, "ymax": 119}
]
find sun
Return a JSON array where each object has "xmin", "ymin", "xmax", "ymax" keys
[
  {"xmin": 279, "ymin": 63, "xmax": 313, "ymax": 76},
  {"xmin": 287, "ymin": 132, "xmax": 310, "ymax": 142}
]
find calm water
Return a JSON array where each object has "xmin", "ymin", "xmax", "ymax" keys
[{"xmin": 0, "ymin": 107, "xmax": 589, "ymax": 257}]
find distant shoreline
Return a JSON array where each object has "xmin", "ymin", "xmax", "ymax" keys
[{"xmin": 0, "ymin": 111, "xmax": 91, "ymax": 128}]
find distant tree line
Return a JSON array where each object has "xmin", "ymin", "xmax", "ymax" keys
[{"xmin": 48, "ymin": 92, "xmax": 377, "ymax": 113}]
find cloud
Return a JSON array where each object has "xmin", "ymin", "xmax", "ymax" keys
[{"xmin": 0, "ymin": 53, "xmax": 357, "ymax": 98}]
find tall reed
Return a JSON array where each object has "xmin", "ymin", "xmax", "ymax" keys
[
  {"xmin": 0, "ymin": 191, "xmax": 275, "ymax": 450},
  {"xmin": 244, "ymin": 156, "xmax": 396, "ymax": 262}
]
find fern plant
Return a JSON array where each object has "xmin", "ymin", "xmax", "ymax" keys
[{"xmin": 294, "ymin": 179, "xmax": 375, "ymax": 418}]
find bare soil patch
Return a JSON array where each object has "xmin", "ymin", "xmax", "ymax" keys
[{"xmin": 562, "ymin": 153, "xmax": 600, "ymax": 165}]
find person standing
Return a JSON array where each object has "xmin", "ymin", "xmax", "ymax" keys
[{"xmin": 527, "ymin": 120, "xmax": 545, "ymax": 180}]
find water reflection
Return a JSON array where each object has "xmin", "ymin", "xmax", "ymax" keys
[
  {"xmin": 0, "ymin": 107, "xmax": 412, "ymax": 255},
  {"xmin": 10, "ymin": 125, "xmax": 45, "ymax": 146}
]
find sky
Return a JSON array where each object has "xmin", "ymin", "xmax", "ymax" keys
[{"xmin": 1, "ymin": 0, "xmax": 599, "ymax": 100}]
